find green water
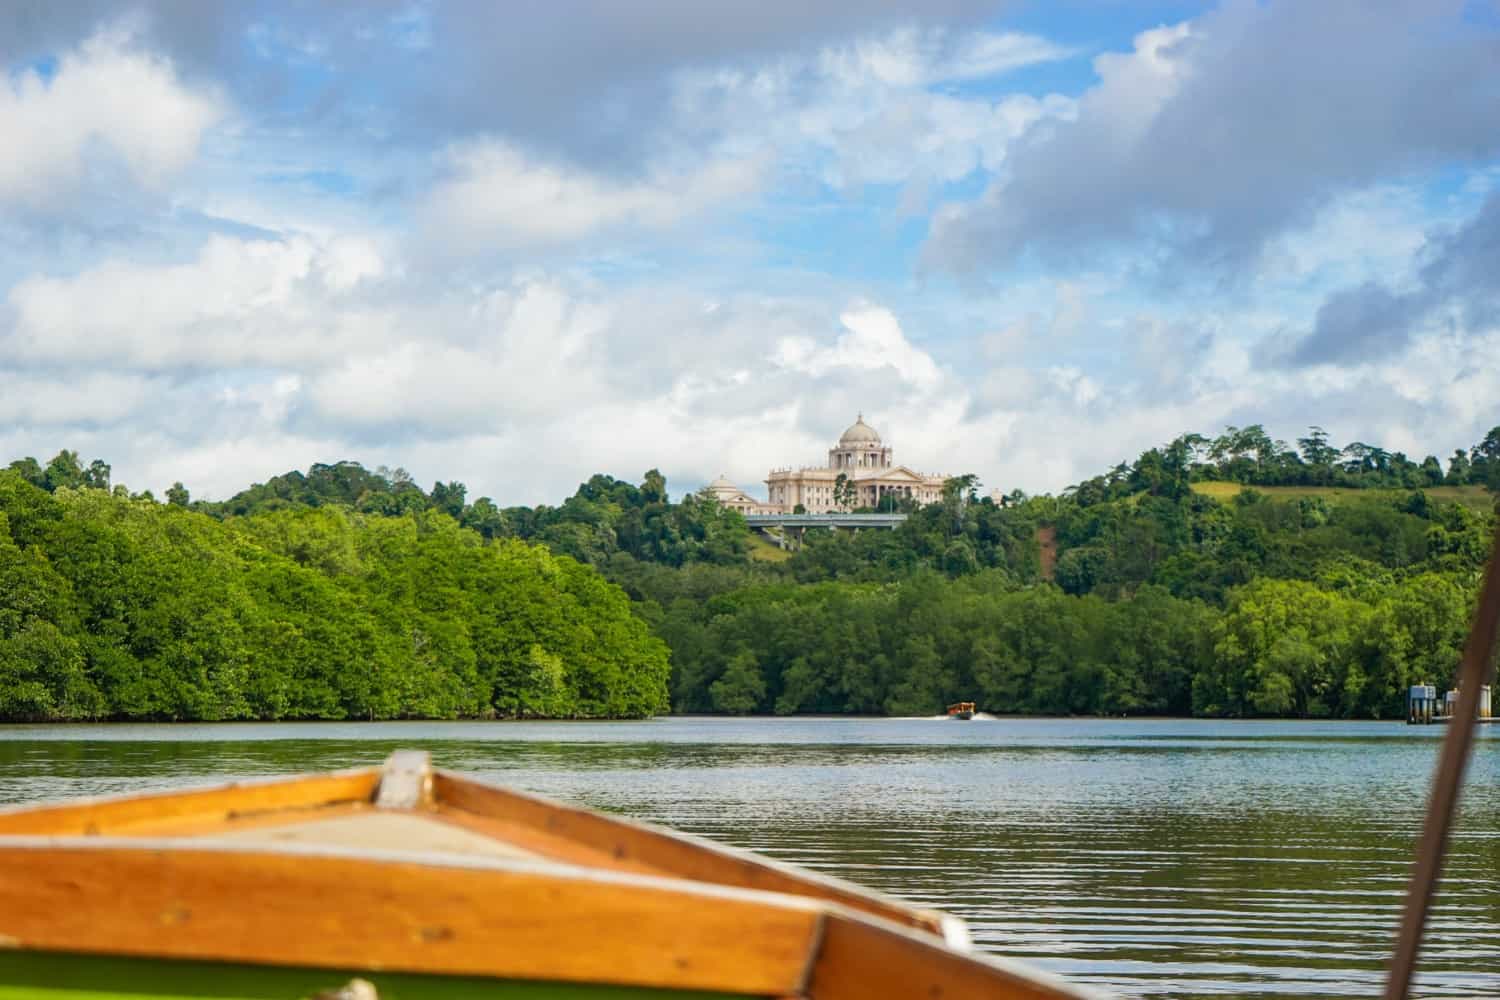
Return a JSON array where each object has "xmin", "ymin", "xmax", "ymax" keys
[{"xmin": 2, "ymin": 717, "xmax": 1497, "ymax": 1000}]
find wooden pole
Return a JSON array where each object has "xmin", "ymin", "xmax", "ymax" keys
[{"xmin": 1383, "ymin": 517, "xmax": 1500, "ymax": 1000}]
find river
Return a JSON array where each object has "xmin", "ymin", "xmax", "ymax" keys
[{"xmin": 2, "ymin": 716, "xmax": 1497, "ymax": 999}]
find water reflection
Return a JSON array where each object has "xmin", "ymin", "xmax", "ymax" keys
[{"xmin": 1, "ymin": 718, "xmax": 1496, "ymax": 999}]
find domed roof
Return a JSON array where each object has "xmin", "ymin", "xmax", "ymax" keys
[
  {"xmin": 707, "ymin": 474, "xmax": 737, "ymax": 490},
  {"xmin": 838, "ymin": 414, "xmax": 882, "ymax": 446}
]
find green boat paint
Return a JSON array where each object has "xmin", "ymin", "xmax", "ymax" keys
[{"xmin": 0, "ymin": 952, "xmax": 760, "ymax": 1000}]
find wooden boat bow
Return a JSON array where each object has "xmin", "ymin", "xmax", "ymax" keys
[{"xmin": 0, "ymin": 749, "xmax": 1100, "ymax": 1000}]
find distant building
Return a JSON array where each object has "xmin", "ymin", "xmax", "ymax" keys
[
  {"xmin": 704, "ymin": 415, "xmax": 948, "ymax": 515},
  {"xmin": 702, "ymin": 475, "xmax": 777, "ymax": 516}
]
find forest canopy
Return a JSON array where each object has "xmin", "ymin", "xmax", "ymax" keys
[{"xmin": 0, "ymin": 471, "xmax": 668, "ymax": 721}]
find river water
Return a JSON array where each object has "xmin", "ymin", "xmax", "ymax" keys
[{"xmin": 2, "ymin": 717, "xmax": 1498, "ymax": 999}]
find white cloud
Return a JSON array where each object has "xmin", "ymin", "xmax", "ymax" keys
[
  {"xmin": 673, "ymin": 28, "xmax": 1075, "ymax": 192},
  {"xmin": 306, "ymin": 280, "xmax": 612, "ymax": 430},
  {"xmin": 0, "ymin": 370, "xmax": 157, "ymax": 425},
  {"xmin": 0, "ymin": 24, "xmax": 222, "ymax": 204},
  {"xmin": 814, "ymin": 27, "xmax": 1070, "ymax": 88},
  {"xmin": 773, "ymin": 304, "xmax": 943, "ymax": 391},
  {"xmin": 4, "ymin": 234, "xmax": 389, "ymax": 369},
  {"xmin": 423, "ymin": 141, "xmax": 765, "ymax": 250},
  {"xmin": 1256, "ymin": 185, "xmax": 1436, "ymax": 294}
]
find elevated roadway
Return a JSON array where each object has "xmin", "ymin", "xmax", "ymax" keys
[
  {"xmin": 744, "ymin": 512, "xmax": 907, "ymax": 549},
  {"xmin": 745, "ymin": 513, "xmax": 907, "ymax": 529}
]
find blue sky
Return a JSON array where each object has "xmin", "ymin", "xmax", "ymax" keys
[{"xmin": 1, "ymin": 1, "xmax": 1497, "ymax": 503}]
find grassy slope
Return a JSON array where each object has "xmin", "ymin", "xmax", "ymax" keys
[
  {"xmin": 1191, "ymin": 480, "xmax": 1495, "ymax": 512},
  {"xmin": 747, "ymin": 532, "xmax": 792, "ymax": 563}
]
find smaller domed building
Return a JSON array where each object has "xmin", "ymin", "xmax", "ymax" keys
[
  {"xmin": 706, "ymin": 415, "xmax": 948, "ymax": 515},
  {"xmin": 701, "ymin": 475, "xmax": 773, "ymax": 516}
]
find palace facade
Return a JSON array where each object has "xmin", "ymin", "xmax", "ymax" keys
[{"xmin": 704, "ymin": 415, "xmax": 948, "ymax": 515}]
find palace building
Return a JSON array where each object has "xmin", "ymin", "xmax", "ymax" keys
[{"xmin": 704, "ymin": 415, "xmax": 948, "ymax": 515}]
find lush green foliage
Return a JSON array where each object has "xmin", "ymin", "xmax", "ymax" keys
[
  {"xmin": 0, "ymin": 472, "xmax": 668, "ymax": 721},
  {"xmin": 656, "ymin": 526, "xmax": 1484, "ymax": 720},
  {"xmin": 3, "ymin": 424, "xmax": 1495, "ymax": 721},
  {"xmin": 663, "ymin": 575, "xmax": 1213, "ymax": 717},
  {"xmin": 652, "ymin": 427, "xmax": 1495, "ymax": 719},
  {"xmin": 1066, "ymin": 424, "xmax": 1500, "ymax": 505},
  {"xmin": 500, "ymin": 471, "xmax": 752, "ymax": 568}
]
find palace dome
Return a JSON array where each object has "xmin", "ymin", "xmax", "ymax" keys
[
  {"xmin": 707, "ymin": 474, "xmax": 737, "ymax": 490},
  {"xmin": 838, "ymin": 415, "xmax": 881, "ymax": 446}
]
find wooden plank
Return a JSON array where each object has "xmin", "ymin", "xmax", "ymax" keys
[
  {"xmin": 432, "ymin": 771, "xmax": 952, "ymax": 941},
  {"xmin": 0, "ymin": 840, "xmax": 821, "ymax": 996},
  {"xmin": 0, "ymin": 769, "xmax": 380, "ymax": 837},
  {"xmin": 207, "ymin": 811, "xmax": 542, "ymax": 861},
  {"xmin": 806, "ymin": 912, "xmax": 1105, "ymax": 1000},
  {"xmin": 158, "ymin": 801, "xmax": 375, "ymax": 839},
  {"xmin": 430, "ymin": 806, "xmax": 663, "ymax": 874}
]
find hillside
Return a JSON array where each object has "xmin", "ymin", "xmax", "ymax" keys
[{"xmin": 1192, "ymin": 481, "xmax": 1495, "ymax": 512}]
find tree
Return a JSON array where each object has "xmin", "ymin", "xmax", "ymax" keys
[
  {"xmin": 1446, "ymin": 449, "xmax": 1472, "ymax": 485},
  {"xmin": 460, "ymin": 497, "xmax": 507, "ymax": 539},
  {"xmin": 428, "ymin": 481, "xmax": 467, "ymax": 518},
  {"xmin": 941, "ymin": 539, "xmax": 978, "ymax": 576},
  {"xmin": 84, "ymin": 460, "xmax": 111, "ymax": 490},
  {"xmin": 5, "ymin": 458, "xmax": 45, "ymax": 489},
  {"xmin": 640, "ymin": 469, "xmax": 667, "ymax": 505},
  {"xmin": 710, "ymin": 650, "xmax": 765, "ymax": 714},
  {"xmin": 833, "ymin": 473, "xmax": 856, "ymax": 510},
  {"xmin": 1473, "ymin": 426, "xmax": 1500, "ymax": 492},
  {"xmin": 166, "ymin": 482, "xmax": 191, "ymax": 507},
  {"xmin": 940, "ymin": 474, "xmax": 979, "ymax": 534},
  {"xmin": 1473, "ymin": 425, "xmax": 1500, "ymax": 464},
  {"xmin": 44, "ymin": 451, "xmax": 85, "ymax": 492},
  {"xmin": 0, "ymin": 620, "xmax": 99, "ymax": 719},
  {"xmin": 946, "ymin": 473, "xmax": 980, "ymax": 504},
  {"xmin": 1297, "ymin": 427, "xmax": 1338, "ymax": 482}
]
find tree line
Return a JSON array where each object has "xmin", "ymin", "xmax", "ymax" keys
[
  {"xmin": 1067, "ymin": 425, "xmax": 1500, "ymax": 506},
  {"xmin": 653, "ymin": 494, "xmax": 1487, "ymax": 718},
  {"xmin": 3, "ymin": 423, "xmax": 1495, "ymax": 721}
]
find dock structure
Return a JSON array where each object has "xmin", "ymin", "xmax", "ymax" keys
[
  {"xmin": 1408, "ymin": 685, "xmax": 1438, "ymax": 724},
  {"xmin": 1407, "ymin": 683, "xmax": 1492, "ymax": 724}
]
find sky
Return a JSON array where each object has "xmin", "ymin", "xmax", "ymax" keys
[{"xmin": 1, "ymin": 0, "xmax": 1498, "ymax": 504}]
